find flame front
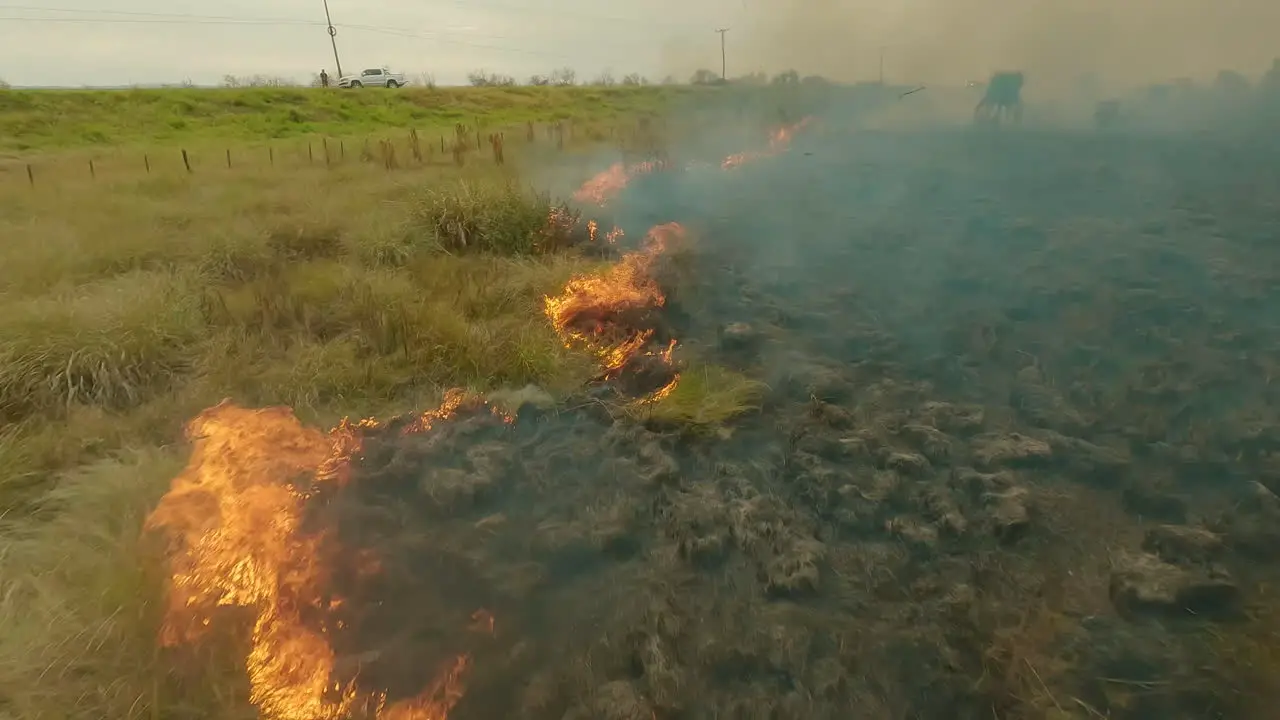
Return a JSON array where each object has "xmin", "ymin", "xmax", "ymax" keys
[
  {"xmin": 572, "ymin": 159, "xmax": 666, "ymax": 206},
  {"xmin": 550, "ymin": 120, "xmax": 813, "ymax": 397},
  {"xmin": 721, "ymin": 117, "xmax": 814, "ymax": 169},
  {"xmin": 145, "ymin": 397, "xmax": 477, "ymax": 720},
  {"xmin": 543, "ymin": 223, "xmax": 686, "ymax": 391},
  {"xmin": 144, "ymin": 119, "xmax": 816, "ymax": 717}
]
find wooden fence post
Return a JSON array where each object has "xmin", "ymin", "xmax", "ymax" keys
[
  {"xmin": 323, "ymin": 137, "xmax": 330, "ymax": 166},
  {"xmin": 88, "ymin": 159, "xmax": 95, "ymax": 179},
  {"xmin": 182, "ymin": 149, "xmax": 192, "ymax": 173},
  {"xmin": 26, "ymin": 164, "xmax": 33, "ymax": 186},
  {"xmin": 269, "ymin": 146, "xmax": 274, "ymax": 166},
  {"xmin": 226, "ymin": 148, "xmax": 232, "ymax": 168},
  {"xmin": 490, "ymin": 132, "xmax": 505, "ymax": 165},
  {"xmin": 144, "ymin": 154, "xmax": 150, "ymax": 173},
  {"xmin": 408, "ymin": 128, "xmax": 421, "ymax": 162},
  {"xmin": 308, "ymin": 143, "xmax": 314, "ymax": 163}
]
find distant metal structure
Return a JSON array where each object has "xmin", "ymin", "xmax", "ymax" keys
[{"xmin": 974, "ymin": 71, "xmax": 1024, "ymax": 126}]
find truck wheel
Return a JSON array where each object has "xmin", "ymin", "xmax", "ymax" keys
[
  {"xmin": 386, "ymin": 79, "xmax": 399, "ymax": 88},
  {"xmin": 350, "ymin": 81, "xmax": 362, "ymax": 88}
]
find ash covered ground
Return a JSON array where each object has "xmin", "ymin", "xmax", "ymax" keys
[{"xmin": 311, "ymin": 127, "xmax": 1280, "ymax": 719}]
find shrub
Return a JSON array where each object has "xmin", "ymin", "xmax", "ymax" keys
[{"xmin": 410, "ymin": 181, "xmax": 579, "ymax": 255}]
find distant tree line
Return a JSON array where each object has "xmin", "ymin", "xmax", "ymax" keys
[{"xmin": 212, "ymin": 66, "xmax": 820, "ymax": 90}]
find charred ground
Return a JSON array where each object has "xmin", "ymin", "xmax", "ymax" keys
[{"xmin": 277, "ymin": 127, "xmax": 1280, "ymax": 719}]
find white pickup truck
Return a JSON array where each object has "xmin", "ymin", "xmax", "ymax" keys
[{"xmin": 338, "ymin": 67, "xmax": 406, "ymax": 88}]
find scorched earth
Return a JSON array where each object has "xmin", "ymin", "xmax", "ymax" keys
[{"xmin": 147, "ymin": 120, "xmax": 1280, "ymax": 719}]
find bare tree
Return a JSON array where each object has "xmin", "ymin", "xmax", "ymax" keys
[
  {"xmin": 413, "ymin": 72, "xmax": 437, "ymax": 88},
  {"xmin": 528, "ymin": 74, "xmax": 550, "ymax": 86},
  {"xmin": 661, "ymin": 75, "xmax": 677, "ymax": 85},
  {"xmin": 224, "ymin": 74, "xmax": 297, "ymax": 88},
  {"xmin": 690, "ymin": 68, "xmax": 719, "ymax": 85},
  {"xmin": 467, "ymin": 70, "xmax": 515, "ymax": 87},
  {"xmin": 770, "ymin": 70, "xmax": 800, "ymax": 85},
  {"xmin": 551, "ymin": 67, "xmax": 576, "ymax": 86},
  {"xmin": 621, "ymin": 73, "xmax": 647, "ymax": 86},
  {"xmin": 592, "ymin": 70, "xmax": 616, "ymax": 86}
]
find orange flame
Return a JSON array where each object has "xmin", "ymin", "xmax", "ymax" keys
[
  {"xmin": 721, "ymin": 117, "xmax": 813, "ymax": 169},
  {"xmin": 543, "ymin": 223, "xmax": 686, "ymax": 391},
  {"xmin": 571, "ymin": 159, "xmax": 667, "ymax": 206},
  {"xmin": 145, "ymin": 391, "xmax": 493, "ymax": 720}
]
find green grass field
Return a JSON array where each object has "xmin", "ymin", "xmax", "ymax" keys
[
  {"xmin": 0, "ymin": 85, "xmax": 688, "ymax": 151},
  {"xmin": 0, "ymin": 84, "xmax": 709, "ymax": 719}
]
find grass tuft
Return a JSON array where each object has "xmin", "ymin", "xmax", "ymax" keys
[
  {"xmin": 411, "ymin": 181, "xmax": 579, "ymax": 255},
  {"xmin": 631, "ymin": 363, "xmax": 766, "ymax": 429},
  {"xmin": 0, "ymin": 271, "xmax": 204, "ymax": 423}
]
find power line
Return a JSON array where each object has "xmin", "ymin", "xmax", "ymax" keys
[
  {"xmin": 0, "ymin": 4, "xmax": 715, "ymax": 73},
  {"xmin": 0, "ymin": 10, "xmax": 669, "ymax": 58},
  {"xmin": 339, "ymin": 25, "xmax": 573, "ymax": 58},
  {"xmin": 0, "ymin": 11, "xmax": 691, "ymax": 60},
  {"xmin": 0, "ymin": 16, "xmax": 579, "ymax": 58},
  {"xmin": 0, "ymin": 2, "xmax": 708, "ymax": 32},
  {"xmin": 0, "ymin": 15, "xmax": 318, "ymax": 26}
]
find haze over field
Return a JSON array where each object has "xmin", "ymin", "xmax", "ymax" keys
[
  {"xmin": 3, "ymin": 0, "xmax": 1279, "ymax": 89},
  {"xmin": 722, "ymin": 0, "xmax": 1280, "ymax": 92}
]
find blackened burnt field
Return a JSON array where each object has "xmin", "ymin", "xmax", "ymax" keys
[{"xmin": 237, "ymin": 130, "xmax": 1280, "ymax": 719}]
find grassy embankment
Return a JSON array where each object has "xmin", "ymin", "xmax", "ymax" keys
[
  {"xmin": 0, "ymin": 84, "xmax": 755, "ymax": 719},
  {"xmin": 0, "ymin": 84, "xmax": 687, "ymax": 151}
]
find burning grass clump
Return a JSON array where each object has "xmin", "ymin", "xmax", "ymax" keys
[
  {"xmin": 632, "ymin": 363, "xmax": 766, "ymax": 430},
  {"xmin": 411, "ymin": 180, "xmax": 583, "ymax": 255}
]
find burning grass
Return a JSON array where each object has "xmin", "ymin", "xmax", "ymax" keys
[
  {"xmin": 0, "ymin": 153, "xmax": 604, "ymax": 718},
  {"xmin": 143, "ymin": 396, "xmax": 494, "ymax": 720},
  {"xmin": 0, "ymin": 107, "xmax": 828, "ymax": 720}
]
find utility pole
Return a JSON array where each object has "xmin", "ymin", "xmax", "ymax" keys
[
  {"xmin": 715, "ymin": 28, "xmax": 730, "ymax": 80},
  {"xmin": 323, "ymin": 0, "xmax": 343, "ymax": 80}
]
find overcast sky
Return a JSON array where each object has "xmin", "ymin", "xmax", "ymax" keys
[
  {"xmin": 0, "ymin": 0, "xmax": 745, "ymax": 87},
  {"xmin": 3, "ymin": 1, "xmax": 1280, "ymax": 90}
]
